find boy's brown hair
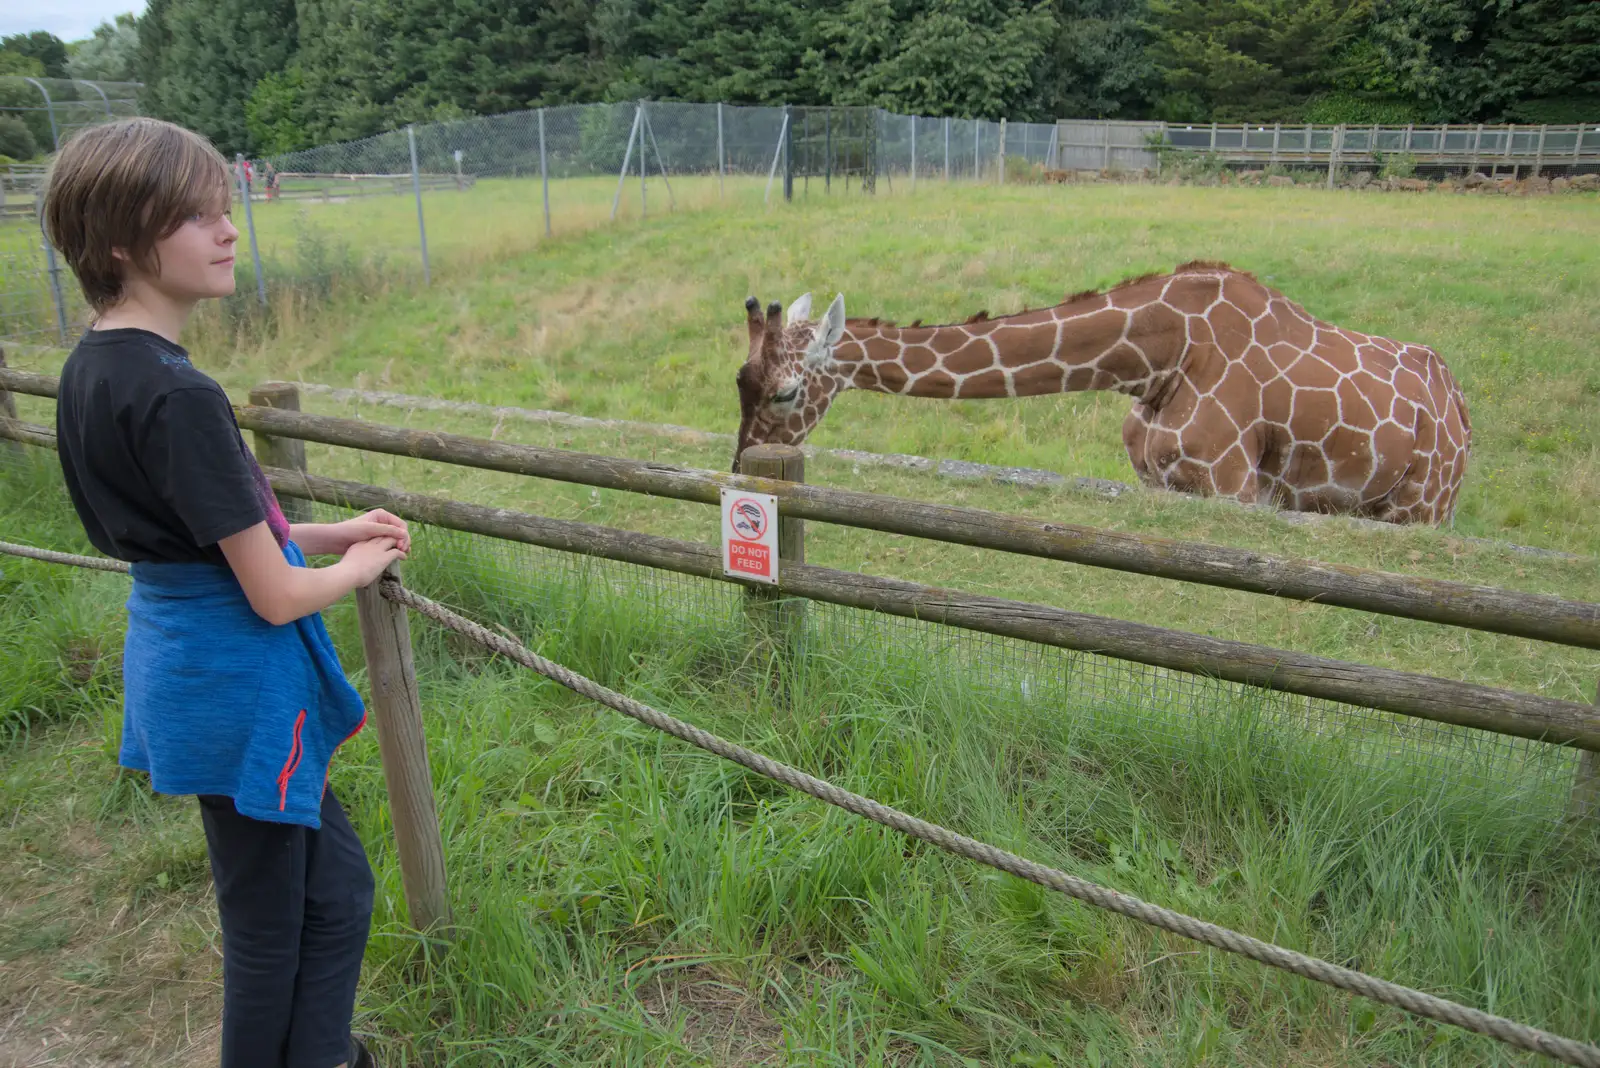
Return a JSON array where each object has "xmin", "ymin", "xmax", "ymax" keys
[{"xmin": 41, "ymin": 117, "xmax": 232, "ymax": 314}]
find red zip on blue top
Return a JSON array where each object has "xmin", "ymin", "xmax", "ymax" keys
[{"xmin": 277, "ymin": 709, "xmax": 306, "ymax": 811}]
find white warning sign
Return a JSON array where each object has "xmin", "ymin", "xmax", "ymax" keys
[{"xmin": 721, "ymin": 488, "xmax": 779, "ymax": 584}]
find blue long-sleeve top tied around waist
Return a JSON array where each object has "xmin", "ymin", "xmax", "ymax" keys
[{"xmin": 120, "ymin": 540, "xmax": 367, "ymax": 829}]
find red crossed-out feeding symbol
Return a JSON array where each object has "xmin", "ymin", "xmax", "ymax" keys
[{"xmin": 729, "ymin": 497, "xmax": 769, "ymax": 540}]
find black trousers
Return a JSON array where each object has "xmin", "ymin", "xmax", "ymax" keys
[{"xmin": 197, "ymin": 786, "xmax": 375, "ymax": 1068}]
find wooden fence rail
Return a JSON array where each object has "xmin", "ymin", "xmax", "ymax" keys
[
  {"xmin": 3, "ymin": 412, "xmax": 1597, "ymax": 755},
  {"xmin": 3, "ymin": 367, "xmax": 1595, "ymax": 650},
  {"xmin": 1053, "ymin": 120, "xmax": 1600, "ymax": 175}
]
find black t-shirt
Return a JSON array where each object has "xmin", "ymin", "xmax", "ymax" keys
[{"xmin": 55, "ymin": 328, "xmax": 289, "ymax": 566}]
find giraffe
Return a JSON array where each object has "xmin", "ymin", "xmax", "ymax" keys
[{"xmin": 732, "ymin": 261, "xmax": 1472, "ymax": 525}]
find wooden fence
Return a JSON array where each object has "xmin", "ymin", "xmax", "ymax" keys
[
  {"xmin": 264, "ymin": 170, "xmax": 476, "ymax": 202},
  {"xmin": 1052, "ymin": 120, "xmax": 1600, "ymax": 177},
  {"xmin": 3, "ymin": 367, "xmax": 1599, "ymax": 927}
]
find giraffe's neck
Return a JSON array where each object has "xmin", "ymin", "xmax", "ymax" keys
[{"xmin": 832, "ymin": 297, "xmax": 1182, "ymax": 403}]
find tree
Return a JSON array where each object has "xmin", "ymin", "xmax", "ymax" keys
[
  {"xmin": 806, "ymin": 0, "xmax": 1054, "ymax": 118},
  {"xmin": 0, "ymin": 31, "xmax": 69, "ymax": 78},
  {"xmin": 286, "ymin": 0, "xmax": 636, "ymax": 143},
  {"xmin": 640, "ymin": 0, "xmax": 823, "ymax": 105},
  {"xmin": 1144, "ymin": 0, "xmax": 1371, "ymax": 121},
  {"xmin": 0, "ymin": 51, "xmax": 46, "ymax": 77},
  {"xmin": 66, "ymin": 15, "xmax": 141, "ymax": 83},
  {"xmin": 136, "ymin": 0, "xmax": 298, "ymax": 153},
  {"xmin": 0, "ymin": 115, "xmax": 40, "ymax": 160},
  {"xmin": 1035, "ymin": 0, "xmax": 1159, "ymax": 119},
  {"xmin": 1365, "ymin": 0, "xmax": 1597, "ymax": 122},
  {"xmin": 244, "ymin": 65, "xmax": 310, "ymax": 153}
]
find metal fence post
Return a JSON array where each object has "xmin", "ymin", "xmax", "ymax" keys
[
  {"xmin": 77, "ymin": 79, "xmax": 113, "ymax": 119},
  {"xmin": 909, "ymin": 116, "xmax": 923, "ymax": 188},
  {"xmin": 354, "ymin": 563, "xmax": 454, "ymax": 939},
  {"xmin": 944, "ymin": 117, "xmax": 950, "ymax": 180},
  {"xmin": 21, "ymin": 77, "xmax": 60, "ymax": 150},
  {"xmin": 234, "ymin": 154, "xmax": 267, "ymax": 308},
  {"xmin": 40, "ymin": 225, "xmax": 69, "ymax": 343},
  {"xmin": 611, "ymin": 104, "xmax": 642, "ymax": 220},
  {"xmin": 539, "ymin": 108, "xmax": 551, "ymax": 236},
  {"xmin": 764, "ymin": 110, "xmax": 789, "ymax": 205},
  {"xmin": 975, "ymin": 119, "xmax": 981, "ymax": 180},
  {"xmin": 716, "ymin": 102, "xmax": 725, "ymax": 199},
  {"xmin": 407, "ymin": 125, "xmax": 430, "ymax": 285},
  {"xmin": 998, "ymin": 118, "xmax": 1007, "ymax": 183},
  {"xmin": 825, "ymin": 109, "xmax": 832, "ymax": 193},
  {"xmin": 248, "ymin": 382, "xmax": 313, "ymax": 524},
  {"xmin": 1327, "ymin": 125, "xmax": 1342, "ymax": 189},
  {"xmin": 642, "ymin": 105, "xmax": 676, "ymax": 210},
  {"xmin": 639, "ymin": 99, "xmax": 647, "ymax": 220},
  {"xmin": 783, "ymin": 104, "xmax": 794, "ymax": 202}
]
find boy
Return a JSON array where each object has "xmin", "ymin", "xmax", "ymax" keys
[{"xmin": 41, "ymin": 116, "xmax": 406, "ymax": 1068}]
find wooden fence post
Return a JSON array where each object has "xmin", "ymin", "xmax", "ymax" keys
[
  {"xmin": 248, "ymin": 382, "xmax": 313, "ymax": 524},
  {"xmin": 739, "ymin": 443, "xmax": 806, "ymax": 650},
  {"xmin": 0, "ymin": 348, "xmax": 20, "ymax": 458},
  {"xmin": 354, "ymin": 563, "xmax": 454, "ymax": 936},
  {"xmin": 1569, "ymin": 679, "xmax": 1599, "ymax": 823}
]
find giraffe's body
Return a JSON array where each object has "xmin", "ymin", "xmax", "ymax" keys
[{"xmin": 733, "ymin": 261, "xmax": 1471, "ymax": 525}]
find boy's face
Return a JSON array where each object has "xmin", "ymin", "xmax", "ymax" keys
[{"xmin": 129, "ymin": 205, "xmax": 239, "ymax": 302}]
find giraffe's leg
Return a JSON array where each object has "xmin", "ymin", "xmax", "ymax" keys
[
  {"xmin": 1135, "ymin": 392, "xmax": 1265, "ymax": 506},
  {"xmin": 1208, "ymin": 425, "xmax": 1264, "ymax": 506},
  {"xmin": 1364, "ymin": 456, "xmax": 1431, "ymax": 524},
  {"xmin": 1121, "ymin": 405, "xmax": 1158, "ymax": 488}
]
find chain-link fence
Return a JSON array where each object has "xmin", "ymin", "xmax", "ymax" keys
[
  {"xmin": 1, "ymin": 78, "xmax": 140, "ymax": 344},
  {"xmin": 213, "ymin": 103, "xmax": 1053, "ymax": 334},
  {"xmin": 6, "ymin": 93, "xmax": 1600, "ymax": 346}
]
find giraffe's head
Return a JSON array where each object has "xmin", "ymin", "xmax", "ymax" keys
[{"xmin": 732, "ymin": 290, "xmax": 848, "ymax": 472}]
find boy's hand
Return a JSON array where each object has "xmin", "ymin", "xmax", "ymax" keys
[
  {"xmin": 326, "ymin": 509, "xmax": 411, "ymax": 555},
  {"xmin": 341, "ymin": 535, "xmax": 409, "ymax": 587}
]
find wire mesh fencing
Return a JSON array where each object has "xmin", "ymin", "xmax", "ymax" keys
[
  {"xmin": 0, "ymin": 428, "xmax": 1587, "ymax": 827},
  {"xmin": 6, "ymin": 95, "xmax": 1599, "ymax": 349},
  {"xmin": 0, "ymin": 76, "xmax": 141, "ymax": 156},
  {"xmin": 1, "ymin": 77, "xmax": 139, "ymax": 344},
  {"xmin": 391, "ymin": 512, "xmax": 1586, "ymax": 827}
]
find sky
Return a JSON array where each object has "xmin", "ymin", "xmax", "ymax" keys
[{"xmin": 2, "ymin": 0, "xmax": 145, "ymax": 44}]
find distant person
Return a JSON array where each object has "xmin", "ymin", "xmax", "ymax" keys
[{"xmin": 41, "ymin": 116, "xmax": 402, "ymax": 1068}]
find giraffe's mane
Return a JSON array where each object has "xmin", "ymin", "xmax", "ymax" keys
[{"xmin": 845, "ymin": 261, "xmax": 1255, "ymax": 332}]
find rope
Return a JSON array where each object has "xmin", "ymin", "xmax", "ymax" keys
[
  {"xmin": 379, "ymin": 577, "xmax": 1600, "ymax": 1068},
  {"xmin": 2, "ymin": 539, "xmax": 1597, "ymax": 1066},
  {"xmin": 0, "ymin": 539, "xmax": 129, "ymax": 574}
]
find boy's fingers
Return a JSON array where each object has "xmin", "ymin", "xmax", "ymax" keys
[
  {"xmin": 364, "ymin": 509, "xmax": 408, "ymax": 531},
  {"xmin": 351, "ymin": 521, "xmax": 408, "ymax": 543}
]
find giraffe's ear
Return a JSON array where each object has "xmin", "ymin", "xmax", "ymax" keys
[
  {"xmin": 786, "ymin": 292, "xmax": 813, "ymax": 325},
  {"xmin": 805, "ymin": 293, "xmax": 846, "ymax": 368}
]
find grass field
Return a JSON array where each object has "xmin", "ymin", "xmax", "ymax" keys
[
  {"xmin": 3, "ymin": 176, "xmax": 1599, "ymax": 1064},
  {"xmin": 4, "ymin": 455, "xmax": 1599, "ymax": 1066},
  {"xmin": 8, "ymin": 175, "xmax": 1596, "ymax": 697}
]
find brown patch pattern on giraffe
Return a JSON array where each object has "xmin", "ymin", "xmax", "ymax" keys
[{"xmin": 734, "ymin": 262, "xmax": 1471, "ymax": 524}]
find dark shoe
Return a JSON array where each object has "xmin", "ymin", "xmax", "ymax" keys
[{"xmin": 349, "ymin": 1035, "xmax": 378, "ymax": 1068}]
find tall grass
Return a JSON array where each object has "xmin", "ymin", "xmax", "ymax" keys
[{"xmin": 5, "ymin": 449, "xmax": 1595, "ymax": 1065}]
